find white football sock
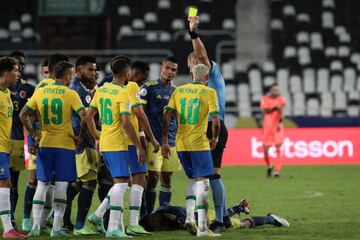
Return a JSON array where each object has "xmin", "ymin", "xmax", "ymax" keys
[
  {"xmin": 107, "ymin": 183, "xmax": 128, "ymax": 232},
  {"xmin": 95, "ymin": 187, "xmax": 112, "ymax": 218},
  {"xmin": 41, "ymin": 184, "xmax": 55, "ymax": 227},
  {"xmin": 32, "ymin": 181, "xmax": 49, "ymax": 230},
  {"xmin": 52, "ymin": 182, "xmax": 68, "ymax": 232},
  {"xmin": 129, "ymin": 184, "xmax": 144, "ymax": 226},
  {"xmin": 186, "ymin": 179, "xmax": 197, "ymax": 220},
  {"xmin": 0, "ymin": 187, "xmax": 13, "ymax": 232},
  {"xmin": 195, "ymin": 179, "xmax": 210, "ymax": 232}
]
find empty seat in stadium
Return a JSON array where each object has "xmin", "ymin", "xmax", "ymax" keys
[
  {"xmin": 298, "ymin": 46, "xmax": 311, "ymax": 66},
  {"xmin": 333, "ymin": 92, "xmax": 347, "ymax": 110},
  {"xmin": 222, "ymin": 61, "xmax": 235, "ymax": 80},
  {"xmin": 222, "ymin": 19, "xmax": 235, "ymax": 30},
  {"xmin": 119, "ymin": 25, "xmax": 133, "ymax": 36},
  {"xmin": 149, "ymin": 62, "xmax": 160, "ymax": 80},
  {"xmin": 158, "ymin": 0, "xmax": 171, "ymax": 9},
  {"xmin": 22, "ymin": 28, "xmax": 35, "ymax": 39},
  {"xmin": 289, "ymin": 75, "xmax": 302, "ymax": 93},
  {"xmin": 303, "ymin": 68, "xmax": 315, "ymax": 93},
  {"xmin": 283, "ymin": 92, "xmax": 292, "ymax": 116},
  {"xmin": 20, "ymin": 13, "xmax": 32, "ymax": 24},
  {"xmin": 323, "ymin": 0, "xmax": 335, "ymax": 8},
  {"xmin": 248, "ymin": 69, "xmax": 262, "ymax": 94},
  {"xmin": 132, "ymin": 19, "xmax": 145, "ymax": 29},
  {"xmin": 317, "ymin": 68, "xmax": 329, "ymax": 92},
  {"xmin": 339, "ymin": 33, "xmax": 351, "ymax": 44},
  {"xmin": 24, "ymin": 64, "xmax": 36, "ymax": 75},
  {"xmin": 159, "ymin": 31, "xmax": 171, "ymax": 42},
  {"xmin": 105, "ymin": 63, "xmax": 111, "ymax": 74},
  {"xmin": 11, "ymin": 36, "xmax": 22, "ymax": 43},
  {"xmin": 347, "ymin": 105, "xmax": 359, "ymax": 117},
  {"xmin": 348, "ymin": 91, "xmax": 360, "ymax": 101},
  {"xmin": 283, "ymin": 5, "xmax": 296, "ymax": 16},
  {"xmin": 118, "ymin": 5, "xmax": 131, "ymax": 16},
  {"xmin": 144, "ymin": 12, "xmax": 157, "ymax": 23},
  {"xmin": 284, "ymin": 46, "xmax": 297, "ymax": 58},
  {"xmin": 330, "ymin": 74, "xmax": 343, "ymax": 92},
  {"xmin": 297, "ymin": 31, "xmax": 310, "ymax": 45},
  {"xmin": 322, "ymin": 11, "xmax": 334, "ymax": 28},
  {"xmin": 350, "ymin": 53, "xmax": 360, "ymax": 65},
  {"xmin": 263, "ymin": 76, "xmax": 276, "ymax": 88},
  {"xmin": 224, "ymin": 114, "xmax": 238, "ymax": 128},
  {"xmin": 334, "ymin": 25, "xmax": 346, "ymax": 36},
  {"xmin": 297, "ymin": 13, "xmax": 310, "ymax": 23},
  {"xmin": 276, "ymin": 68, "xmax": 289, "ymax": 92},
  {"xmin": 226, "ymin": 84, "xmax": 237, "ymax": 103},
  {"xmin": 251, "ymin": 93, "xmax": 262, "ymax": 103},
  {"xmin": 343, "ymin": 67, "xmax": 356, "ymax": 92},
  {"xmin": 330, "ymin": 60, "xmax": 343, "ymax": 72},
  {"xmin": 97, "ymin": 70, "xmax": 105, "ymax": 84},
  {"xmin": 8, "ymin": 20, "xmax": 21, "ymax": 32},
  {"xmin": 338, "ymin": 45, "xmax": 350, "ymax": 58},
  {"xmin": 238, "ymin": 83, "xmax": 250, "ymax": 101},
  {"xmin": 325, "ymin": 46, "xmax": 337, "ymax": 58},
  {"xmin": 293, "ymin": 92, "xmax": 305, "ymax": 116},
  {"xmin": 270, "ymin": 19, "xmax": 283, "ymax": 30},
  {"xmin": 0, "ymin": 29, "xmax": 9, "ymax": 40},
  {"xmin": 171, "ymin": 19, "xmax": 184, "ymax": 30},
  {"xmin": 307, "ymin": 98, "xmax": 320, "ymax": 116},
  {"xmin": 262, "ymin": 61, "xmax": 275, "ymax": 73},
  {"xmin": 310, "ymin": 32, "xmax": 323, "ymax": 50},
  {"xmin": 199, "ymin": 13, "xmax": 211, "ymax": 23},
  {"xmin": 146, "ymin": 31, "xmax": 158, "ymax": 41}
]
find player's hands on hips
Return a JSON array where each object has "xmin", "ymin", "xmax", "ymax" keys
[
  {"xmin": 161, "ymin": 143, "xmax": 171, "ymax": 159},
  {"xmin": 137, "ymin": 147, "xmax": 146, "ymax": 165},
  {"xmin": 151, "ymin": 138, "xmax": 160, "ymax": 153},
  {"xmin": 188, "ymin": 16, "xmax": 200, "ymax": 31},
  {"xmin": 209, "ymin": 138, "xmax": 218, "ymax": 150},
  {"xmin": 28, "ymin": 145, "xmax": 36, "ymax": 155}
]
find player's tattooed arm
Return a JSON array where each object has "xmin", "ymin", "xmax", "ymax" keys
[
  {"xmin": 161, "ymin": 110, "xmax": 174, "ymax": 159},
  {"xmin": 210, "ymin": 114, "xmax": 221, "ymax": 150},
  {"xmin": 20, "ymin": 107, "xmax": 38, "ymax": 140},
  {"xmin": 188, "ymin": 16, "xmax": 211, "ymax": 68}
]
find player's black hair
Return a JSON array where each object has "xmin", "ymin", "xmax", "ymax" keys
[
  {"xmin": 42, "ymin": 57, "xmax": 49, "ymax": 67},
  {"xmin": 75, "ymin": 55, "xmax": 96, "ymax": 69},
  {"xmin": 162, "ymin": 56, "xmax": 178, "ymax": 64},
  {"xmin": 111, "ymin": 57, "xmax": 130, "ymax": 75},
  {"xmin": 48, "ymin": 53, "xmax": 69, "ymax": 72},
  {"xmin": 9, "ymin": 51, "xmax": 25, "ymax": 59},
  {"xmin": 131, "ymin": 60, "xmax": 150, "ymax": 72},
  {"xmin": 0, "ymin": 57, "xmax": 18, "ymax": 77},
  {"xmin": 54, "ymin": 61, "xmax": 73, "ymax": 79},
  {"xmin": 111, "ymin": 55, "xmax": 131, "ymax": 66}
]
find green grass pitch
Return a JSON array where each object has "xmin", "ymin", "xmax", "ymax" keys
[{"xmin": 8, "ymin": 165, "xmax": 360, "ymax": 239}]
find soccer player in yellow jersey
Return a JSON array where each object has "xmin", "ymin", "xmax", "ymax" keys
[
  {"xmin": 35, "ymin": 54, "xmax": 68, "ymax": 90},
  {"xmin": 0, "ymin": 57, "xmax": 28, "ymax": 239},
  {"xmin": 20, "ymin": 61, "xmax": 86, "ymax": 237},
  {"xmin": 86, "ymin": 57, "xmax": 146, "ymax": 238},
  {"xmin": 162, "ymin": 64, "xmax": 221, "ymax": 237}
]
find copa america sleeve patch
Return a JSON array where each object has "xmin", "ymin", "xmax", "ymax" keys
[{"xmin": 139, "ymin": 88, "xmax": 147, "ymax": 97}]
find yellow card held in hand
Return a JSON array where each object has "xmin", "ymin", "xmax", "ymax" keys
[{"xmin": 188, "ymin": 7, "xmax": 198, "ymax": 17}]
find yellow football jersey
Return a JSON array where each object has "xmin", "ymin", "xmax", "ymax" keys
[
  {"xmin": 127, "ymin": 81, "xmax": 141, "ymax": 145},
  {"xmin": 25, "ymin": 83, "xmax": 84, "ymax": 150},
  {"xmin": 35, "ymin": 77, "xmax": 56, "ymax": 90},
  {"xmin": 0, "ymin": 89, "xmax": 13, "ymax": 153},
  {"xmin": 166, "ymin": 82, "xmax": 219, "ymax": 151},
  {"xmin": 89, "ymin": 82, "xmax": 131, "ymax": 152}
]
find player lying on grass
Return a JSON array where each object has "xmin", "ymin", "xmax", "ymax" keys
[{"xmin": 139, "ymin": 199, "xmax": 289, "ymax": 232}]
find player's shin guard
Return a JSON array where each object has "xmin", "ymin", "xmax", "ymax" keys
[
  {"xmin": 274, "ymin": 148, "xmax": 283, "ymax": 173},
  {"xmin": 195, "ymin": 179, "xmax": 209, "ymax": 231},
  {"xmin": 210, "ymin": 174, "xmax": 226, "ymax": 223},
  {"xmin": 0, "ymin": 187, "xmax": 14, "ymax": 232},
  {"xmin": 129, "ymin": 184, "xmax": 144, "ymax": 226},
  {"xmin": 52, "ymin": 182, "xmax": 68, "ymax": 232},
  {"xmin": 41, "ymin": 184, "xmax": 55, "ymax": 227},
  {"xmin": 108, "ymin": 183, "xmax": 128, "ymax": 232},
  {"xmin": 159, "ymin": 186, "xmax": 171, "ymax": 207},
  {"xmin": 32, "ymin": 181, "xmax": 49, "ymax": 230},
  {"xmin": 63, "ymin": 182, "xmax": 80, "ymax": 228},
  {"xmin": 145, "ymin": 188, "xmax": 156, "ymax": 214},
  {"xmin": 24, "ymin": 182, "xmax": 36, "ymax": 219},
  {"xmin": 75, "ymin": 185, "xmax": 95, "ymax": 230},
  {"xmin": 185, "ymin": 179, "xmax": 196, "ymax": 220}
]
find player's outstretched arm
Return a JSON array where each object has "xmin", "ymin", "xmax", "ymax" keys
[
  {"xmin": 161, "ymin": 110, "xmax": 174, "ymax": 159},
  {"xmin": 210, "ymin": 114, "xmax": 221, "ymax": 150},
  {"xmin": 133, "ymin": 106, "xmax": 160, "ymax": 152},
  {"xmin": 122, "ymin": 114, "xmax": 146, "ymax": 164},
  {"xmin": 188, "ymin": 16, "xmax": 211, "ymax": 68}
]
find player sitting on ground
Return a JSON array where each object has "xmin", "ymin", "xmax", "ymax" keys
[{"xmin": 139, "ymin": 199, "xmax": 289, "ymax": 232}]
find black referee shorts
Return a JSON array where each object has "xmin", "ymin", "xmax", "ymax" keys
[{"xmin": 206, "ymin": 121, "xmax": 228, "ymax": 168}]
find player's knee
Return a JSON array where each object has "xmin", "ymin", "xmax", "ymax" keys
[
  {"xmin": 209, "ymin": 173, "xmax": 221, "ymax": 180},
  {"xmin": 0, "ymin": 179, "xmax": 12, "ymax": 188},
  {"xmin": 132, "ymin": 173, "xmax": 146, "ymax": 187},
  {"xmin": 160, "ymin": 172, "xmax": 173, "ymax": 187},
  {"xmin": 147, "ymin": 171, "xmax": 159, "ymax": 188}
]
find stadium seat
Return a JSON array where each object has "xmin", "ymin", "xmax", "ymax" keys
[
  {"xmin": 222, "ymin": 61, "xmax": 235, "ymax": 80},
  {"xmin": 222, "ymin": 19, "xmax": 235, "ymax": 30},
  {"xmin": 171, "ymin": 19, "xmax": 184, "ymax": 30},
  {"xmin": 157, "ymin": 0, "xmax": 171, "ymax": 9},
  {"xmin": 0, "ymin": 29, "xmax": 9, "ymax": 40},
  {"xmin": 132, "ymin": 19, "xmax": 145, "ymax": 29},
  {"xmin": 226, "ymin": 84, "xmax": 237, "ymax": 103},
  {"xmin": 317, "ymin": 68, "xmax": 329, "ymax": 92},
  {"xmin": 9, "ymin": 20, "xmax": 21, "ymax": 32},
  {"xmin": 118, "ymin": 5, "xmax": 131, "ymax": 16},
  {"xmin": 149, "ymin": 62, "xmax": 160, "ymax": 80},
  {"xmin": 343, "ymin": 67, "xmax": 356, "ymax": 92},
  {"xmin": 144, "ymin": 12, "xmax": 157, "ymax": 23},
  {"xmin": 20, "ymin": 13, "xmax": 32, "ymax": 24},
  {"xmin": 333, "ymin": 92, "xmax": 347, "ymax": 111},
  {"xmin": 293, "ymin": 92, "xmax": 305, "ymax": 116},
  {"xmin": 330, "ymin": 74, "xmax": 343, "ymax": 92},
  {"xmin": 289, "ymin": 75, "xmax": 302, "ymax": 93},
  {"xmin": 303, "ymin": 68, "xmax": 315, "ymax": 93},
  {"xmin": 347, "ymin": 105, "xmax": 359, "ymax": 117},
  {"xmin": 307, "ymin": 98, "xmax": 320, "ymax": 116}
]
